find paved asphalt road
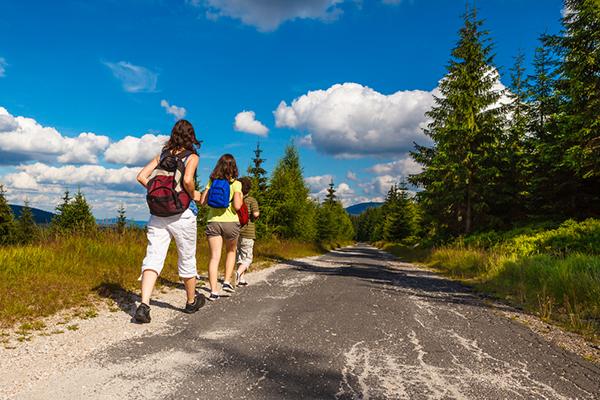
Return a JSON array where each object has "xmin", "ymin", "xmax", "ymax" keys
[{"xmin": 39, "ymin": 245, "xmax": 600, "ymax": 399}]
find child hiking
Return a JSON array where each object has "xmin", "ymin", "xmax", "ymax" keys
[
  {"xmin": 200, "ymin": 154, "xmax": 243, "ymax": 301},
  {"xmin": 236, "ymin": 177, "xmax": 260, "ymax": 287},
  {"xmin": 134, "ymin": 119, "xmax": 205, "ymax": 323}
]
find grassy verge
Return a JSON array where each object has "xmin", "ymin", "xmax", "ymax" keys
[
  {"xmin": 378, "ymin": 219, "xmax": 600, "ymax": 340},
  {"xmin": 0, "ymin": 229, "xmax": 327, "ymax": 328}
]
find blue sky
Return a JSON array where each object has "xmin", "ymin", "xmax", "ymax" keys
[{"xmin": 0, "ymin": 0, "xmax": 564, "ymax": 219}]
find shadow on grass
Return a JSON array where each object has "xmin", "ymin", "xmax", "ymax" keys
[{"xmin": 94, "ymin": 282, "xmax": 186, "ymax": 322}]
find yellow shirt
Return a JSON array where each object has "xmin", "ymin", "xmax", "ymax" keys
[{"xmin": 205, "ymin": 179, "xmax": 242, "ymax": 223}]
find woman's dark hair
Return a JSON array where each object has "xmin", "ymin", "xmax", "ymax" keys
[
  {"xmin": 239, "ymin": 176, "xmax": 252, "ymax": 195},
  {"xmin": 163, "ymin": 119, "xmax": 200, "ymax": 154},
  {"xmin": 210, "ymin": 154, "xmax": 239, "ymax": 181}
]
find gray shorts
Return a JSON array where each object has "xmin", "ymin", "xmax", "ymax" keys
[
  {"xmin": 205, "ymin": 221, "xmax": 241, "ymax": 241},
  {"xmin": 236, "ymin": 238, "xmax": 254, "ymax": 266}
]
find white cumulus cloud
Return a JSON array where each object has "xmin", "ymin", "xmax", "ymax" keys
[
  {"xmin": 305, "ymin": 174, "xmax": 333, "ymax": 191},
  {"xmin": 274, "ymin": 83, "xmax": 435, "ymax": 158},
  {"xmin": 192, "ymin": 0, "xmax": 344, "ymax": 32},
  {"xmin": 234, "ymin": 110, "xmax": 269, "ymax": 136},
  {"xmin": 160, "ymin": 99, "xmax": 187, "ymax": 120},
  {"xmin": 104, "ymin": 133, "xmax": 169, "ymax": 166},
  {"xmin": 103, "ymin": 61, "xmax": 158, "ymax": 93},
  {"xmin": 5, "ymin": 162, "xmax": 140, "ymax": 192},
  {"xmin": 0, "ymin": 107, "xmax": 109, "ymax": 164},
  {"xmin": 346, "ymin": 170, "xmax": 358, "ymax": 181},
  {"xmin": 368, "ymin": 155, "xmax": 423, "ymax": 177}
]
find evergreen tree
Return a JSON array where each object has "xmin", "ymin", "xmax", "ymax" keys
[
  {"xmin": 410, "ymin": 8, "xmax": 505, "ymax": 235},
  {"xmin": 502, "ymin": 51, "xmax": 532, "ymax": 220},
  {"xmin": 0, "ymin": 184, "xmax": 16, "ymax": 245},
  {"xmin": 116, "ymin": 203, "xmax": 127, "ymax": 234},
  {"xmin": 17, "ymin": 199, "xmax": 39, "ymax": 243},
  {"xmin": 551, "ymin": 0, "xmax": 600, "ymax": 178},
  {"xmin": 266, "ymin": 144, "xmax": 316, "ymax": 241},
  {"xmin": 52, "ymin": 190, "xmax": 73, "ymax": 232},
  {"xmin": 526, "ymin": 39, "xmax": 566, "ymax": 217},
  {"xmin": 545, "ymin": 0, "xmax": 600, "ymax": 216},
  {"xmin": 316, "ymin": 179, "xmax": 354, "ymax": 243},
  {"xmin": 324, "ymin": 179, "xmax": 337, "ymax": 206},
  {"xmin": 248, "ymin": 142, "xmax": 268, "ymax": 199},
  {"xmin": 52, "ymin": 189, "xmax": 96, "ymax": 233},
  {"xmin": 382, "ymin": 182, "xmax": 418, "ymax": 242},
  {"xmin": 247, "ymin": 143, "xmax": 268, "ymax": 238},
  {"xmin": 71, "ymin": 189, "xmax": 96, "ymax": 232},
  {"xmin": 527, "ymin": 41, "xmax": 559, "ymax": 140}
]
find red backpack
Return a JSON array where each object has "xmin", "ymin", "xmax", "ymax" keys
[
  {"xmin": 146, "ymin": 150, "xmax": 193, "ymax": 217},
  {"xmin": 237, "ymin": 201, "xmax": 249, "ymax": 227}
]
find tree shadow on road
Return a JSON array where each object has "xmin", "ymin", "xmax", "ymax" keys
[
  {"xmin": 283, "ymin": 247, "xmax": 513, "ymax": 312},
  {"xmin": 180, "ymin": 338, "xmax": 345, "ymax": 399}
]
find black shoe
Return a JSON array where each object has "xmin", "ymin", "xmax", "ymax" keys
[
  {"xmin": 222, "ymin": 282, "xmax": 235, "ymax": 293},
  {"xmin": 184, "ymin": 295, "xmax": 206, "ymax": 314},
  {"xmin": 134, "ymin": 303, "xmax": 151, "ymax": 323}
]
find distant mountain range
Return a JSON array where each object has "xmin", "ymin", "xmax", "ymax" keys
[
  {"xmin": 9, "ymin": 205, "xmax": 55, "ymax": 224},
  {"xmin": 345, "ymin": 202, "xmax": 384, "ymax": 215},
  {"xmin": 96, "ymin": 218, "xmax": 147, "ymax": 228},
  {"xmin": 9, "ymin": 204, "xmax": 146, "ymax": 227}
]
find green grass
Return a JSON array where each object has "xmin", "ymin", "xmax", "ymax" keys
[
  {"xmin": 379, "ymin": 219, "xmax": 600, "ymax": 340},
  {"xmin": 0, "ymin": 229, "xmax": 326, "ymax": 328}
]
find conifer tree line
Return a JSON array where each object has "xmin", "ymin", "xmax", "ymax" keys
[
  {"xmin": 357, "ymin": 0, "xmax": 599, "ymax": 242},
  {"xmin": 246, "ymin": 143, "xmax": 354, "ymax": 243}
]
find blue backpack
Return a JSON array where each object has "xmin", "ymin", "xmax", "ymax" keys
[{"xmin": 207, "ymin": 179, "xmax": 231, "ymax": 208}]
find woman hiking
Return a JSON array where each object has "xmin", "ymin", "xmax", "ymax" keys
[
  {"xmin": 200, "ymin": 154, "xmax": 243, "ymax": 301},
  {"xmin": 134, "ymin": 119, "xmax": 205, "ymax": 323}
]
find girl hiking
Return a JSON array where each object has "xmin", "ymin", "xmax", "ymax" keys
[
  {"xmin": 134, "ymin": 119, "xmax": 205, "ymax": 323},
  {"xmin": 236, "ymin": 176, "xmax": 260, "ymax": 286},
  {"xmin": 200, "ymin": 154, "xmax": 243, "ymax": 301}
]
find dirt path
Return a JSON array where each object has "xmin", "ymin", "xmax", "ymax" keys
[{"xmin": 3, "ymin": 245, "xmax": 600, "ymax": 399}]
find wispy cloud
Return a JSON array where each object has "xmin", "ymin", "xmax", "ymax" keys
[
  {"xmin": 103, "ymin": 61, "xmax": 158, "ymax": 93},
  {"xmin": 0, "ymin": 58, "xmax": 7, "ymax": 77},
  {"xmin": 160, "ymin": 99, "xmax": 187, "ymax": 120}
]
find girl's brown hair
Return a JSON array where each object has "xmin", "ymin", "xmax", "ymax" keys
[
  {"xmin": 210, "ymin": 154, "xmax": 239, "ymax": 181},
  {"xmin": 163, "ymin": 119, "xmax": 200, "ymax": 154}
]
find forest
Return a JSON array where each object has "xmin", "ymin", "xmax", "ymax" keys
[{"xmin": 355, "ymin": 0, "xmax": 599, "ymax": 338}]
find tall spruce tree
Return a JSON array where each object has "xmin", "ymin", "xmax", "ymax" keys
[
  {"xmin": 266, "ymin": 144, "xmax": 316, "ymax": 241},
  {"xmin": 546, "ymin": 0, "xmax": 600, "ymax": 216},
  {"xmin": 116, "ymin": 203, "xmax": 127, "ymax": 234},
  {"xmin": 383, "ymin": 182, "xmax": 418, "ymax": 242},
  {"xmin": 324, "ymin": 179, "xmax": 337, "ymax": 205},
  {"xmin": 71, "ymin": 189, "xmax": 96, "ymax": 232},
  {"xmin": 248, "ymin": 142, "xmax": 268, "ymax": 199},
  {"xmin": 17, "ymin": 200, "xmax": 39, "ymax": 243},
  {"xmin": 552, "ymin": 0, "xmax": 600, "ymax": 178},
  {"xmin": 526, "ymin": 39, "xmax": 565, "ymax": 217},
  {"xmin": 247, "ymin": 143, "xmax": 268, "ymax": 238},
  {"xmin": 410, "ymin": 8, "xmax": 505, "ymax": 236},
  {"xmin": 503, "ymin": 51, "xmax": 532, "ymax": 220},
  {"xmin": 0, "ymin": 184, "xmax": 16, "ymax": 245}
]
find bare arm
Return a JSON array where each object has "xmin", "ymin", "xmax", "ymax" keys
[
  {"xmin": 137, "ymin": 156, "xmax": 159, "ymax": 189},
  {"xmin": 199, "ymin": 186, "xmax": 209, "ymax": 206},
  {"xmin": 232, "ymin": 191, "xmax": 243, "ymax": 211},
  {"xmin": 183, "ymin": 154, "xmax": 199, "ymax": 197}
]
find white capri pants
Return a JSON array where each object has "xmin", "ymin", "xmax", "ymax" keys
[{"xmin": 141, "ymin": 208, "xmax": 197, "ymax": 278}]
